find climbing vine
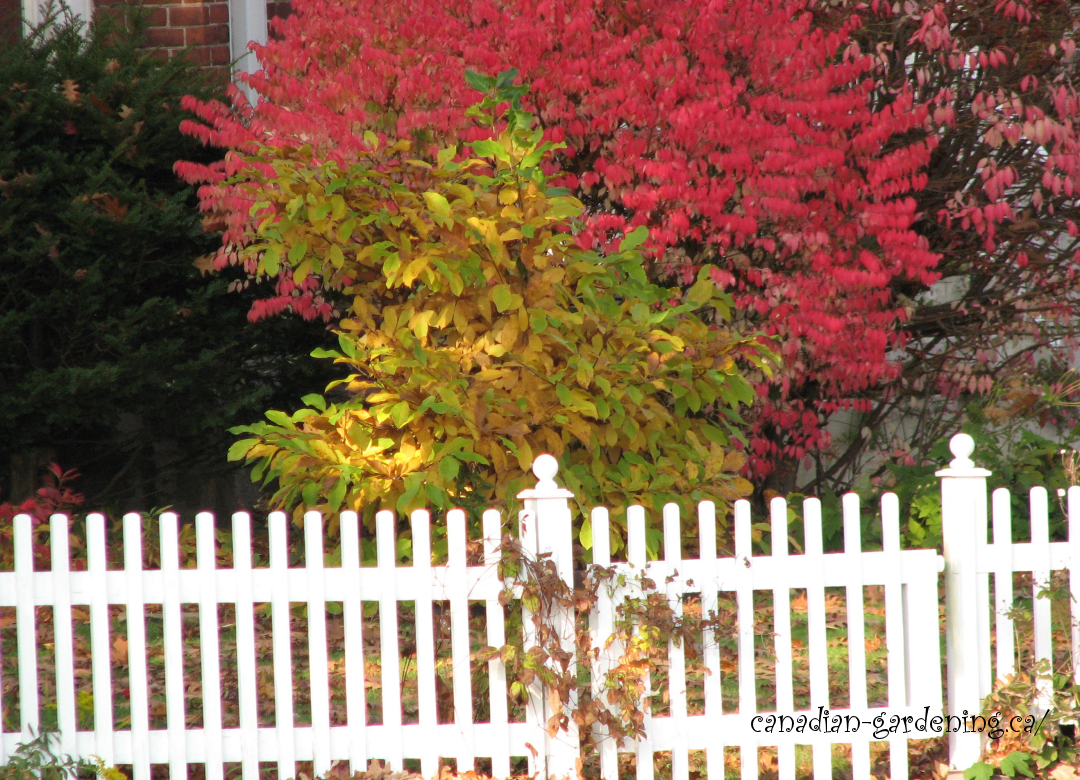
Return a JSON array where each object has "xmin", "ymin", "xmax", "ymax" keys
[{"xmin": 482, "ymin": 535, "xmax": 737, "ymax": 751}]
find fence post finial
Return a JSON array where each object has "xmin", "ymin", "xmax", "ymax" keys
[
  {"xmin": 948, "ymin": 432, "xmax": 976, "ymax": 469},
  {"xmin": 937, "ymin": 432, "xmax": 991, "ymax": 776},
  {"xmin": 532, "ymin": 453, "xmax": 560, "ymax": 493}
]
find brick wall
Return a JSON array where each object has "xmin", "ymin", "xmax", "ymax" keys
[
  {"xmin": 4, "ymin": 0, "xmax": 294, "ymax": 77},
  {"xmin": 94, "ymin": 0, "xmax": 232, "ymax": 71}
]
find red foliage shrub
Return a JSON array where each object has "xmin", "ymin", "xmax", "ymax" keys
[{"xmin": 181, "ymin": 0, "xmax": 1079, "ymax": 488}]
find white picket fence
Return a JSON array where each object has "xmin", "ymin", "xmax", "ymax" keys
[
  {"xmin": 0, "ymin": 435, "xmax": 1077, "ymax": 779},
  {"xmin": 939, "ymin": 437, "xmax": 1080, "ymax": 770}
]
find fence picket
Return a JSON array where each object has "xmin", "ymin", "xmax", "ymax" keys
[
  {"xmin": 375, "ymin": 509, "xmax": 403, "ymax": 770},
  {"xmin": 768, "ymin": 497, "xmax": 796, "ymax": 779},
  {"xmin": 802, "ymin": 498, "xmax": 831, "ymax": 780},
  {"xmin": 231, "ymin": 512, "xmax": 260, "ymax": 780},
  {"xmin": 339, "ymin": 511, "xmax": 367, "ymax": 773},
  {"xmin": 159, "ymin": 512, "xmax": 186, "ymax": 778},
  {"xmin": 662, "ymin": 504, "xmax": 689, "ymax": 780},
  {"xmin": 841, "ymin": 494, "xmax": 870, "ymax": 780},
  {"xmin": 991, "ymin": 488, "xmax": 1016, "ymax": 684},
  {"xmin": 881, "ymin": 495, "xmax": 908, "ymax": 780},
  {"xmin": 50, "ymin": 513, "xmax": 77, "ymax": 761},
  {"xmin": 588, "ymin": 506, "xmax": 618, "ymax": 780},
  {"xmin": 733, "ymin": 499, "xmax": 756, "ymax": 780},
  {"xmin": 304, "ymin": 511, "xmax": 332, "ymax": 776},
  {"xmin": 122, "ymin": 513, "xmax": 151, "ymax": 780},
  {"xmin": 696, "ymin": 501, "xmax": 725, "ymax": 780},
  {"xmin": 482, "ymin": 508, "xmax": 510, "ymax": 779},
  {"xmin": 268, "ymin": 511, "xmax": 296, "ymax": 779},
  {"xmin": 88, "ymin": 513, "xmax": 116, "ymax": 766},
  {"xmin": 447, "ymin": 508, "xmax": 476, "ymax": 771},
  {"xmin": 410, "ymin": 508, "xmax": 438, "ymax": 778},
  {"xmin": 627, "ymin": 505, "xmax": 654, "ymax": 780},
  {"xmin": 1070, "ymin": 487, "xmax": 1080, "ymax": 686},
  {"xmin": 1030, "ymin": 487, "xmax": 1053, "ymax": 710},
  {"xmin": 14, "ymin": 513, "xmax": 38, "ymax": 743},
  {"xmin": 976, "ymin": 502, "xmax": 992, "ymax": 702},
  {"xmin": 197, "ymin": 511, "xmax": 225, "ymax": 780}
]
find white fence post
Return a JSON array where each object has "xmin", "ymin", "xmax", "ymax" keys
[
  {"xmin": 228, "ymin": 0, "xmax": 267, "ymax": 103},
  {"xmin": 21, "ymin": 0, "xmax": 93, "ymax": 36},
  {"xmin": 938, "ymin": 433, "xmax": 991, "ymax": 774},
  {"xmin": 517, "ymin": 455, "xmax": 580, "ymax": 779}
]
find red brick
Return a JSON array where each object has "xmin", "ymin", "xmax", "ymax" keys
[
  {"xmin": 210, "ymin": 44, "xmax": 233, "ymax": 66},
  {"xmin": 146, "ymin": 49, "xmax": 170, "ymax": 62},
  {"xmin": 208, "ymin": 4, "xmax": 230, "ymax": 23},
  {"xmin": 184, "ymin": 46, "xmax": 213, "ymax": 66},
  {"xmin": 145, "ymin": 8, "xmax": 168, "ymax": 26},
  {"xmin": 145, "ymin": 27, "xmax": 186, "ymax": 47},
  {"xmin": 169, "ymin": 5, "xmax": 208, "ymax": 25},
  {"xmin": 185, "ymin": 23, "xmax": 229, "ymax": 45},
  {"xmin": 199, "ymin": 65, "xmax": 232, "ymax": 87}
]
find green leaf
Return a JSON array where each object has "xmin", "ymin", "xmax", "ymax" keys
[
  {"xmin": 262, "ymin": 245, "xmax": 281, "ymax": 276},
  {"xmin": 301, "ymin": 393, "xmax": 327, "ymax": 411},
  {"xmin": 556, "ymin": 383, "xmax": 573, "ymax": 407},
  {"xmin": 265, "ymin": 410, "xmax": 296, "ymax": 427},
  {"xmin": 999, "ymin": 752, "xmax": 1035, "ymax": 778},
  {"xmin": 398, "ymin": 474, "xmax": 423, "ymax": 512},
  {"xmin": 391, "ymin": 401, "xmax": 413, "ymax": 427},
  {"xmin": 495, "ymin": 67, "xmax": 520, "ymax": 88},
  {"xmin": 962, "ymin": 762, "xmax": 995, "ymax": 780},
  {"xmin": 437, "ymin": 146, "xmax": 458, "ymax": 167},
  {"xmin": 579, "ymin": 513, "xmax": 593, "ymax": 550},
  {"xmin": 422, "ymin": 191, "xmax": 452, "ymax": 217},
  {"xmin": 492, "ymin": 284, "xmax": 514, "ymax": 312},
  {"xmin": 288, "ymin": 240, "xmax": 308, "ymax": 263},
  {"xmin": 338, "ymin": 218, "xmax": 357, "ymax": 242},
  {"xmin": 227, "ymin": 438, "xmax": 259, "ymax": 462},
  {"xmin": 327, "ymin": 477, "xmax": 347, "ymax": 512},
  {"xmin": 471, "ymin": 139, "xmax": 510, "ymax": 162},
  {"xmin": 686, "ymin": 278, "xmax": 715, "ymax": 307},
  {"xmin": 529, "ymin": 309, "xmax": 548, "ymax": 333},
  {"xmin": 618, "ymin": 225, "xmax": 649, "ymax": 252},
  {"xmin": 438, "ymin": 456, "xmax": 460, "ymax": 481},
  {"xmin": 464, "ymin": 69, "xmax": 496, "ymax": 93}
]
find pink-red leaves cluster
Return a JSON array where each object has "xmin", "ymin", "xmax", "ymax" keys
[{"xmin": 0, "ymin": 464, "xmax": 84, "ymax": 527}]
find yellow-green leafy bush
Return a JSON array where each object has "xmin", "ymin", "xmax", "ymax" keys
[{"xmin": 229, "ymin": 75, "xmax": 778, "ymax": 543}]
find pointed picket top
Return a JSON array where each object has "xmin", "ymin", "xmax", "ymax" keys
[
  {"xmin": 517, "ymin": 453, "xmax": 574, "ymax": 499},
  {"xmin": 935, "ymin": 432, "xmax": 992, "ymax": 477}
]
